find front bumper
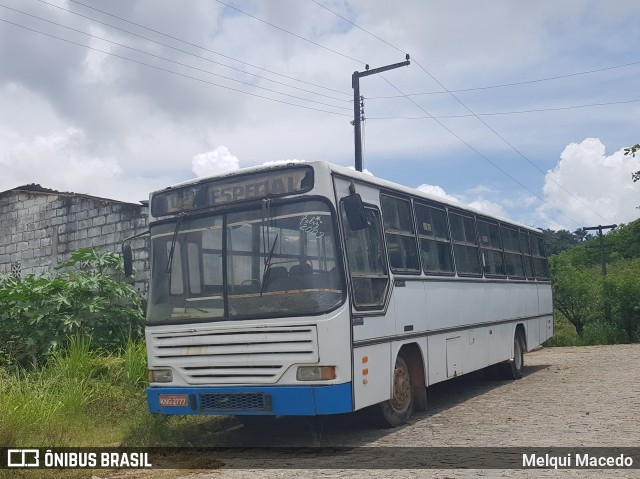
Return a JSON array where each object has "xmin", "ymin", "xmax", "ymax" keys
[{"xmin": 147, "ymin": 382, "xmax": 353, "ymax": 416}]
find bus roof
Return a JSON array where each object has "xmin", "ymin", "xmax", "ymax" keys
[{"xmin": 153, "ymin": 160, "xmax": 542, "ymax": 233}]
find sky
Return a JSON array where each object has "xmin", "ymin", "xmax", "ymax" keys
[{"xmin": 1, "ymin": 0, "xmax": 640, "ymax": 231}]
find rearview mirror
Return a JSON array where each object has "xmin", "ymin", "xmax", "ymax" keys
[
  {"xmin": 343, "ymin": 193, "xmax": 368, "ymax": 231},
  {"xmin": 122, "ymin": 245, "xmax": 133, "ymax": 277}
]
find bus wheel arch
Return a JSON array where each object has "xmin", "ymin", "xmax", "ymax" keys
[
  {"xmin": 372, "ymin": 343, "xmax": 426, "ymax": 427},
  {"xmin": 374, "ymin": 354, "xmax": 413, "ymax": 427},
  {"xmin": 399, "ymin": 343, "xmax": 427, "ymax": 412}
]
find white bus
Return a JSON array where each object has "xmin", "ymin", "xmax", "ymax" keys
[{"xmin": 138, "ymin": 161, "xmax": 552, "ymax": 427}]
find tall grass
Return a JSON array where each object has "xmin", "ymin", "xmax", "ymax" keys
[
  {"xmin": 0, "ymin": 335, "xmax": 148, "ymax": 447},
  {"xmin": 0, "ymin": 335, "xmax": 228, "ymax": 455}
]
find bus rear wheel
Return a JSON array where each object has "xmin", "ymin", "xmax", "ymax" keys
[
  {"xmin": 374, "ymin": 355, "xmax": 413, "ymax": 427},
  {"xmin": 502, "ymin": 332, "xmax": 525, "ymax": 380}
]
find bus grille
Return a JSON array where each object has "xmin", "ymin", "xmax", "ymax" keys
[
  {"xmin": 150, "ymin": 326, "xmax": 318, "ymax": 385},
  {"xmin": 199, "ymin": 392, "xmax": 271, "ymax": 412}
]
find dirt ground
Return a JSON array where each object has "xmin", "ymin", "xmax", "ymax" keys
[{"xmin": 104, "ymin": 344, "xmax": 640, "ymax": 478}]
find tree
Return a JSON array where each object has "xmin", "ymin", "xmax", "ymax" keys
[
  {"xmin": 624, "ymin": 143, "xmax": 640, "ymax": 182},
  {"xmin": 542, "ymin": 228, "xmax": 583, "ymax": 255},
  {"xmin": 550, "ymin": 256, "xmax": 600, "ymax": 335}
]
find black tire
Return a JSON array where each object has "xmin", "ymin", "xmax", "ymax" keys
[
  {"xmin": 374, "ymin": 356, "xmax": 413, "ymax": 427},
  {"xmin": 502, "ymin": 332, "xmax": 525, "ymax": 380}
]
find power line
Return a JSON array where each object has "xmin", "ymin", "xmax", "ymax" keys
[
  {"xmin": 306, "ymin": 7, "xmax": 640, "ymax": 101},
  {"xmin": 310, "ymin": 0, "xmax": 609, "ymax": 226},
  {"xmin": 1, "ymin": 3, "xmax": 351, "ymax": 111},
  {"xmin": 411, "ymin": 57, "xmax": 612, "ymax": 225},
  {"xmin": 366, "ymin": 98, "xmax": 640, "ymax": 120},
  {"xmin": 214, "ymin": 0, "xmax": 583, "ymax": 226},
  {"xmin": 0, "ymin": 17, "xmax": 352, "ymax": 118},
  {"xmin": 364, "ymin": 59, "xmax": 640, "ymax": 99},
  {"xmin": 214, "ymin": 0, "xmax": 363, "ymax": 64},
  {"xmin": 376, "ymin": 76, "xmax": 584, "ymax": 229},
  {"xmin": 33, "ymin": 0, "xmax": 351, "ymax": 99}
]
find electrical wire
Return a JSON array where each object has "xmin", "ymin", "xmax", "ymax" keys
[
  {"xmin": 33, "ymin": 0, "xmax": 351, "ymax": 99},
  {"xmin": 0, "ymin": 16, "xmax": 352, "ymax": 118},
  {"xmin": 1, "ymin": 3, "xmax": 351, "ymax": 111},
  {"xmin": 366, "ymin": 98, "xmax": 640, "ymax": 120},
  {"xmin": 310, "ymin": 0, "xmax": 610, "ymax": 226},
  {"xmin": 364, "ymin": 60, "xmax": 640, "ymax": 99}
]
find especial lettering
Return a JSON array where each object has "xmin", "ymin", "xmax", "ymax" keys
[
  {"xmin": 152, "ymin": 167, "xmax": 313, "ymax": 216},
  {"xmin": 209, "ymin": 175, "xmax": 299, "ymax": 204}
]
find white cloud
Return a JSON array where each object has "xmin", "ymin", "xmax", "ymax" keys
[
  {"xmin": 467, "ymin": 199, "xmax": 507, "ymax": 218},
  {"xmin": 0, "ymin": 127, "xmax": 122, "ymax": 194},
  {"xmin": 539, "ymin": 138, "xmax": 640, "ymax": 228},
  {"xmin": 192, "ymin": 146, "xmax": 240, "ymax": 178},
  {"xmin": 416, "ymin": 183, "xmax": 459, "ymax": 203},
  {"xmin": 417, "ymin": 183, "xmax": 513, "ymax": 219}
]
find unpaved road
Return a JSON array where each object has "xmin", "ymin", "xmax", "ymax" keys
[{"xmin": 111, "ymin": 344, "xmax": 640, "ymax": 478}]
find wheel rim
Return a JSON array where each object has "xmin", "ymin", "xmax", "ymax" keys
[
  {"xmin": 390, "ymin": 360, "xmax": 411, "ymax": 412},
  {"xmin": 514, "ymin": 338, "xmax": 523, "ymax": 371}
]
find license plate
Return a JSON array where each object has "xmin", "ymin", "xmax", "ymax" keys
[{"xmin": 159, "ymin": 394, "xmax": 188, "ymax": 406}]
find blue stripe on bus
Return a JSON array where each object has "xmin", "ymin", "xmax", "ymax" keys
[{"xmin": 147, "ymin": 382, "xmax": 353, "ymax": 416}]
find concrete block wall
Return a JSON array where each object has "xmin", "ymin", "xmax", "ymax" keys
[{"xmin": 0, "ymin": 190, "xmax": 150, "ymax": 297}]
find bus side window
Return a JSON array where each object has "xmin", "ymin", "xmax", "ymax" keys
[
  {"xmin": 501, "ymin": 226, "xmax": 525, "ymax": 278},
  {"xmin": 342, "ymin": 204, "xmax": 389, "ymax": 309},
  {"xmin": 519, "ymin": 231, "xmax": 535, "ymax": 279},
  {"xmin": 477, "ymin": 220, "xmax": 505, "ymax": 277},
  {"xmin": 380, "ymin": 194, "xmax": 420, "ymax": 273},
  {"xmin": 449, "ymin": 211, "xmax": 482, "ymax": 276},
  {"xmin": 415, "ymin": 203, "xmax": 454, "ymax": 274},
  {"xmin": 530, "ymin": 234, "xmax": 549, "ymax": 279}
]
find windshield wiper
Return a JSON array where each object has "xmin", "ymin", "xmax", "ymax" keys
[
  {"xmin": 259, "ymin": 234, "xmax": 279, "ymax": 297},
  {"xmin": 166, "ymin": 213, "xmax": 185, "ymax": 273}
]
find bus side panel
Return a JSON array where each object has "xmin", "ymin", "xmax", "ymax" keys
[
  {"xmin": 538, "ymin": 284, "xmax": 554, "ymax": 344},
  {"xmin": 424, "ymin": 280, "xmax": 459, "ymax": 331},
  {"xmin": 458, "ymin": 282, "xmax": 487, "ymax": 326},
  {"xmin": 508, "ymin": 282, "xmax": 534, "ymax": 319},
  {"xmin": 538, "ymin": 284, "xmax": 553, "ymax": 316},
  {"xmin": 392, "ymin": 279, "xmax": 427, "ymax": 335},
  {"xmin": 426, "ymin": 334, "xmax": 448, "ymax": 385},
  {"xmin": 488, "ymin": 321, "xmax": 513, "ymax": 366},
  {"xmin": 460, "ymin": 326, "xmax": 490, "ymax": 376},
  {"xmin": 484, "ymin": 281, "xmax": 510, "ymax": 325},
  {"xmin": 353, "ymin": 343, "xmax": 392, "ymax": 410}
]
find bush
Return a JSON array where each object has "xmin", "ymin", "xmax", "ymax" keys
[{"xmin": 0, "ymin": 248, "xmax": 144, "ymax": 369}]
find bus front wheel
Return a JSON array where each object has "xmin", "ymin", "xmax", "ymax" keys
[{"xmin": 375, "ymin": 355, "xmax": 413, "ymax": 428}]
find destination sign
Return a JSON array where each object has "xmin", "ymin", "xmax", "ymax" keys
[{"xmin": 151, "ymin": 166, "xmax": 314, "ymax": 216}]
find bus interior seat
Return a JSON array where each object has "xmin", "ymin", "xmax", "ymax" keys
[{"xmin": 263, "ymin": 266, "xmax": 288, "ymax": 291}]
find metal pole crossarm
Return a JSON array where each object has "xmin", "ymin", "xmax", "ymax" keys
[
  {"xmin": 353, "ymin": 56, "xmax": 410, "ymax": 172},
  {"xmin": 352, "ymin": 59, "xmax": 411, "ymax": 82},
  {"xmin": 582, "ymin": 224, "xmax": 617, "ymax": 276},
  {"xmin": 583, "ymin": 224, "xmax": 618, "ymax": 231}
]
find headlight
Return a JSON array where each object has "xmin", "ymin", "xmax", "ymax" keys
[
  {"xmin": 148, "ymin": 369, "xmax": 173, "ymax": 383},
  {"xmin": 296, "ymin": 366, "xmax": 336, "ymax": 381}
]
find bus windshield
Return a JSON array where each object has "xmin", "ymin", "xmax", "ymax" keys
[{"xmin": 147, "ymin": 199, "xmax": 344, "ymax": 323}]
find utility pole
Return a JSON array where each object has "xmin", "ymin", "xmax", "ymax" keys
[
  {"xmin": 352, "ymin": 55, "xmax": 410, "ymax": 172},
  {"xmin": 583, "ymin": 224, "xmax": 617, "ymax": 276}
]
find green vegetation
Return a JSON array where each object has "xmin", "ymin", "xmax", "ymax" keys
[
  {"xmin": 545, "ymin": 220, "xmax": 640, "ymax": 346},
  {"xmin": 0, "ymin": 249, "xmax": 232, "ymax": 463},
  {"xmin": 0, "ymin": 248, "xmax": 145, "ymax": 370}
]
